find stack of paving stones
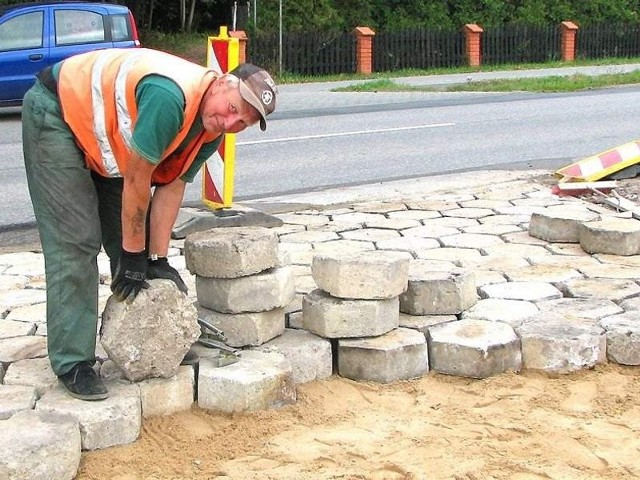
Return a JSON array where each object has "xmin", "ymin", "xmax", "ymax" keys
[
  {"xmin": 4, "ymin": 176, "xmax": 640, "ymax": 479},
  {"xmin": 303, "ymin": 250, "xmax": 430, "ymax": 383},
  {"xmin": 184, "ymin": 226, "xmax": 332, "ymax": 412}
]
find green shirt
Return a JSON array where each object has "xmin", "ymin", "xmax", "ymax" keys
[{"xmin": 131, "ymin": 74, "xmax": 221, "ymax": 183}]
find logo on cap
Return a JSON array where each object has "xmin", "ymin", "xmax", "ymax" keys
[{"xmin": 261, "ymin": 90, "xmax": 273, "ymax": 106}]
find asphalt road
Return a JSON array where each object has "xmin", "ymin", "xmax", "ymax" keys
[{"xmin": 2, "ymin": 67, "xmax": 640, "ymax": 237}]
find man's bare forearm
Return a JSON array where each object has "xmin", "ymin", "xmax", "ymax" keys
[{"xmin": 148, "ymin": 179, "xmax": 186, "ymax": 256}]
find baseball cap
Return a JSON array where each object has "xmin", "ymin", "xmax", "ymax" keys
[{"xmin": 229, "ymin": 63, "xmax": 277, "ymax": 131}]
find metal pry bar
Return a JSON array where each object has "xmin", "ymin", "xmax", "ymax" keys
[{"xmin": 197, "ymin": 317, "xmax": 228, "ymax": 343}]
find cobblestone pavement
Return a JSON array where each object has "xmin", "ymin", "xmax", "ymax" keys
[{"xmin": 2, "ymin": 169, "xmax": 640, "ymax": 473}]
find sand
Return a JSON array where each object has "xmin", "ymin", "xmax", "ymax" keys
[{"xmin": 77, "ymin": 364, "xmax": 640, "ymax": 480}]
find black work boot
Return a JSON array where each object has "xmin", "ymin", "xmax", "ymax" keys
[{"xmin": 58, "ymin": 362, "xmax": 109, "ymax": 401}]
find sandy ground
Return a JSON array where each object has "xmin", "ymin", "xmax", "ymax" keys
[{"xmin": 77, "ymin": 364, "xmax": 640, "ymax": 480}]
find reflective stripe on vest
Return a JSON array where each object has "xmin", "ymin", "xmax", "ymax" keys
[{"xmin": 58, "ymin": 48, "xmax": 218, "ymax": 180}]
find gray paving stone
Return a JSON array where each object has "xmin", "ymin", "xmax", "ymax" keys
[
  {"xmin": 461, "ymin": 298, "xmax": 539, "ymax": 328},
  {"xmin": 253, "ymin": 328, "xmax": 333, "ymax": 384},
  {"xmin": 0, "ymin": 384, "xmax": 37, "ymax": 419},
  {"xmin": 404, "ymin": 199, "xmax": 459, "ymax": 211},
  {"xmin": 0, "ymin": 318, "xmax": 36, "ymax": 338},
  {"xmin": 620, "ymin": 296, "xmax": 640, "ymax": 311},
  {"xmin": 312, "ymin": 250, "xmax": 410, "ymax": 300},
  {"xmin": 427, "ymin": 319, "xmax": 522, "ymax": 379},
  {"xmin": 0, "ymin": 289, "xmax": 47, "ymax": 317},
  {"xmin": 503, "ymin": 264, "xmax": 583, "ymax": 284},
  {"xmin": 593, "ymin": 253, "xmax": 640, "ymax": 267},
  {"xmin": 599, "ymin": 313, "xmax": 640, "ymax": 365},
  {"xmin": 459, "ymin": 199, "xmax": 512, "ymax": 209},
  {"xmin": 414, "ymin": 247, "xmax": 482, "ymax": 263},
  {"xmin": 0, "ymin": 274, "xmax": 28, "ymax": 290},
  {"xmin": 314, "ymin": 221, "xmax": 363, "ymax": 233},
  {"xmin": 196, "ymin": 265, "xmax": 295, "ymax": 313},
  {"xmin": 37, "ymin": 381, "xmax": 141, "ymax": 451},
  {"xmin": 185, "ymin": 226, "xmax": 279, "ymax": 278},
  {"xmin": 479, "ymin": 214, "xmax": 531, "ymax": 225},
  {"xmin": 458, "ymin": 255, "xmax": 530, "ymax": 271},
  {"xmin": 478, "ymin": 281, "xmax": 563, "ymax": 302},
  {"xmin": 338, "ymin": 327, "xmax": 429, "ymax": 383},
  {"xmin": 363, "ymin": 217, "xmax": 422, "ymax": 230},
  {"xmin": 312, "ymin": 239, "xmax": 376, "ymax": 255},
  {"xmin": 528, "ymin": 254, "xmax": 602, "ymax": 270},
  {"xmin": 399, "ymin": 313, "xmax": 457, "ymax": 335},
  {"xmin": 387, "ymin": 209, "xmax": 441, "ymax": 221},
  {"xmin": 286, "ymin": 311, "xmax": 304, "ymax": 329},
  {"xmin": 528, "ymin": 209, "xmax": 599, "ymax": 243},
  {"xmin": 353, "ymin": 201, "xmax": 407, "ymax": 213},
  {"xmin": 197, "ymin": 306, "xmax": 285, "ymax": 347},
  {"xmin": 536, "ymin": 297, "xmax": 623, "ymax": 319},
  {"xmin": 578, "ymin": 263, "xmax": 640, "ymax": 280},
  {"xmin": 303, "ymin": 289, "xmax": 398, "ymax": 338},
  {"xmin": 440, "ymin": 233, "xmax": 504, "ymax": 249},
  {"xmin": 295, "ymin": 274, "xmax": 317, "ymax": 294},
  {"xmin": 442, "ymin": 207, "xmax": 494, "ymax": 219},
  {"xmin": 461, "ymin": 223, "xmax": 522, "ymax": 235},
  {"xmin": 400, "ymin": 269, "xmax": 477, "ymax": 315},
  {"xmin": 516, "ymin": 317, "xmax": 606, "ymax": 373},
  {"xmin": 3, "ymin": 357, "xmax": 58, "ymax": 397},
  {"xmin": 422, "ymin": 216, "xmax": 479, "ymax": 228},
  {"xmin": 480, "ymin": 243, "xmax": 551, "ymax": 258},
  {"xmin": 559, "ymin": 278, "xmax": 640, "ymax": 303},
  {"xmin": 0, "ymin": 410, "xmax": 81, "ymax": 480},
  {"xmin": 579, "ymin": 218, "xmax": 640, "ymax": 256},
  {"xmin": 401, "ymin": 225, "xmax": 460, "ymax": 239},
  {"xmin": 546, "ymin": 243, "xmax": 592, "ymax": 256},
  {"xmin": 407, "ymin": 259, "xmax": 457, "ymax": 272},
  {"xmin": 331, "ymin": 212, "xmax": 387, "ymax": 224},
  {"xmin": 340, "ymin": 228, "xmax": 401, "ymax": 242},
  {"xmin": 500, "ymin": 231, "xmax": 549, "ymax": 246},
  {"xmin": 139, "ymin": 366, "xmax": 194, "ymax": 418},
  {"xmin": 198, "ymin": 350, "xmax": 296, "ymax": 412},
  {"xmin": 376, "ymin": 236, "xmax": 440, "ymax": 254},
  {"xmin": 280, "ymin": 230, "xmax": 341, "ymax": 244},
  {"xmin": 0, "ymin": 335, "xmax": 47, "ymax": 363},
  {"xmin": 494, "ymin": 205, "xmax": 547, "ymax": 216},
  {"xmin": 275, "ymin": 213, "xmax": 330, "ymax": 226}
]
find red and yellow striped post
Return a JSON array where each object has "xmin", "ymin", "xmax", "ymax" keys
[{"xmin": 203, "ymin": 26, "xmax": 240, "ymax": 209}]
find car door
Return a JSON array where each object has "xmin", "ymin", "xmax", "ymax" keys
[
  {"xmin": 0, "ymin": 7, "xmax": 48, "ymax": 105},
  {"xmin": 47, "ymin": 4, "xmax": 114, "ymax": 67}
]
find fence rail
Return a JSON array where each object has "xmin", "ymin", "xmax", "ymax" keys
[{"xmin": 248, "ymin": 22, "xmax": 640, "ymax": 75}]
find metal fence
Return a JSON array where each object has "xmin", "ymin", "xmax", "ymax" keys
[
  {"xmin": 248, "ymin": 22, "xmax": 640, "ymax": 76},
  {"xmin": 577, "ymin": 23, "xmax": 640, "ymax": 59},
  {"xmin": 248, "ymin": 30, "xmax": 355, "ymax": 75},
  {"xmin": 482, "ymin": 24, "xmax": 561, "ymax": 64},
  {"xmin": 373, "ymin": 29, "xmax": 466, "ymax": 71}
]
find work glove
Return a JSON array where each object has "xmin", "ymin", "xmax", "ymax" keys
[
  {"xmin": 147, "ymin": 257, "xmax": 188, "ymax": 294},
  {"xmin": 111, "ymin": 249, "xmax": 149, "ymax": 303}
]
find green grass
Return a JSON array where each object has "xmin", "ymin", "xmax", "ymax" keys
[{"xmin": 333, "ymin": 70, "xmax": 640, "ymax": 93}]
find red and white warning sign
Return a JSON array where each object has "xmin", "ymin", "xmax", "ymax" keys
[{"xmin": 203, "ymin": 27, "xmax": 240, "ymax": 208}]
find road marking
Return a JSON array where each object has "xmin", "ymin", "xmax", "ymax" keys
[{"xmin": 238, "ymin": 123, "xmax": 455, "ymax": 146}]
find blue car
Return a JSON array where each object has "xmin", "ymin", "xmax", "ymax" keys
[{"xmin": 0, "ymin": 1, "xmax": 140, "ymax": 106}]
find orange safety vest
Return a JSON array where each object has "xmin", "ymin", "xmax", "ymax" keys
[{"xmin": 58, "ymin": 48, "xmax": 219, "ymax": 184}]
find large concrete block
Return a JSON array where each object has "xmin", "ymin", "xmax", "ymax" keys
[
  {"xmin": 599, "ymin": 313, "xmax": 640, "ymax": 365},
  {"xmin": 139, "ymin": 366, "xmax": 195, "ymax": 418},
  {"xmin": 198, "ymin": 350, "xmax": 296, "ymax": 412},
  {"xmin": 184, "ymin": 226, "xmax": 279, "ymax": 278},
  {"xmin": 197, "ymin": 306, "xmax": 285, "ymax": 347},
  {"xmin": 338, "ymin": 327, "xmax": 429, "ymax": 383},
  {"xmin": 101, "ymin": 280, "xmax": 200, "ymax": 382},
  {"xmin": 253, "ymin": 328, "xmax": 333, "ymax": 384},
  {"xmin": 428, "ymin": 319, "xmax": 522, "ymax": 379},
  {"xmin": 516, "ymin": 315, "xmax": 606, "ymax": 373},
  {"xmin": 311, "ymin": 251, "xmax": 410, "ymax": 299},
  {"xmin": 579, "ymin": 218, "xmax": 640, "ymax": 256},
  {"xmin": 0, "ymin": 410, "xmax": 81, "ymax": 480},
  {"xmin": 400, "ymin": 269, "xmax": 477, "ymax": 315},
  {"xmin": 302, "ymin": 289, "xmax": 399, "ymax": 338},
  {"xmin": 529, "ymin": 209, "xmax": 599, "ymax": 243},
  {"xmin": 196, "ymin": 265, "xmax": 295, "ymax": 313},
  {"xmin": 36, "ymin": 381, "xmax": 141, "ymax": 451}
]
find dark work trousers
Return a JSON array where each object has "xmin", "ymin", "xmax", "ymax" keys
[{"xmin": 22, "ymin": 80, "xmax": 123, "ymax": 376}]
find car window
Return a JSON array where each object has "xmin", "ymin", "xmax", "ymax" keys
[
  {"xmin": 55, "ymin": 9, "xmax": 105, "ymax": 45},
  {"xmin": 0, "ymin": 11, "xmax": 44, "ymax": 51},
  {"xmin": 110, "ymin": 14, "xmax": 131, "ymax": 42}
]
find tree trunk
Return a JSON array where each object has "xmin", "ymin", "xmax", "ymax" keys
[
  {"xmin": 187, "ymin": 0, "xmax": 196, "ymax": 32},
  {"xmin": 180, "ymin": 0, "xmax": 186, "ymax": 31}
]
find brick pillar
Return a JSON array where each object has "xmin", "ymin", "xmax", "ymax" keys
[
  {"xmin": 463, "ymin": 24, "xmax": 483, "ymax": 67},
  {"xmin": 230, "ymin": 30, "xmax": 248, "ymax": 63},
  {"xmin": 354, "ymin": 26, "xmax": 376, "ymax": 74},
  {"xmin": 560, "ymin": 21, "xmax": 579, "ymax": 62}
]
